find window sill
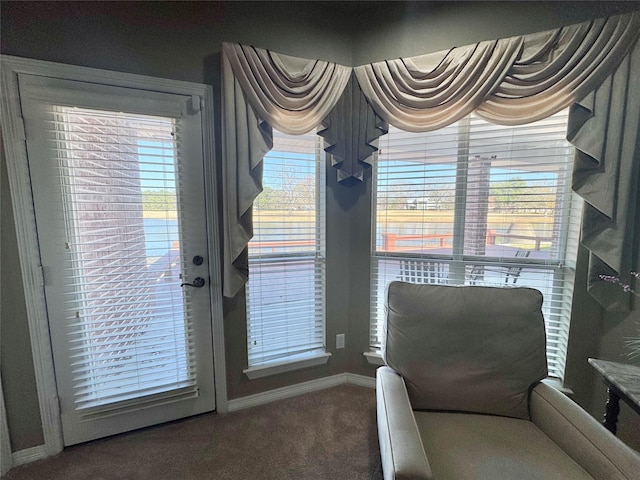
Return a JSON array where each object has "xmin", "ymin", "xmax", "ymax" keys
[
  {"xmin": 363, "ymin": 350, "xmax": 385, "ymax": 366},
  {"xmin": 244, "ymin": 351, "xmax": 331, "ymax": 380},
  {"xmin": 542, "ymin": 377, "xmax": 574, "ymax": 396}
]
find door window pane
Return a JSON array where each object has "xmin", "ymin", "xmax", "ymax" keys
[{"xmin": 54, "ymin": 107, "xmax": 194, "ymax": 409}]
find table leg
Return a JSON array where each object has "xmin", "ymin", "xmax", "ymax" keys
[{"xmin": 603, "ymin": 387, "xmax": 621, "ymax": 435}]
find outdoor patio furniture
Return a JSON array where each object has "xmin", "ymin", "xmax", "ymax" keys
[
  {"xmin": 468, "ymin": 249, "xmax": 531, "ymax": 285},
  {"xmin": 399, "ymin": 260, "xmax": 448, "ymax": 284}
]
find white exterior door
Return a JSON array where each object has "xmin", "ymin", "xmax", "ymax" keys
[{"xmin": 18, "ymin": 73, "xmax": 216, "ymax": 446}]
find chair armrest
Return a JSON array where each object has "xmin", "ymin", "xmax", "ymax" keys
[
  {"xmin": 530, "ymin": 382, "xmax": 640, "ymax": 480},
  {"xmin": 377, "ymin": 366, "xmax": 432, "ymax": 480}
]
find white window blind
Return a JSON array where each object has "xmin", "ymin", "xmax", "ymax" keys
[
  {"xmin": 247, "ymin": 129, "xmax": 326, "ymax": 366},
  {"xmin": 371, "ymin": 110, "xmax": 581, "ymax": 380},
  {"xmin": 52, "ymin": 106, "xmax": 196, "ymax": 410}
]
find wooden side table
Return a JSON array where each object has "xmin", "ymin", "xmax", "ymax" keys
[{"xmin": 588, "ymin": 358, "xmax": 640, "ymax": 435}]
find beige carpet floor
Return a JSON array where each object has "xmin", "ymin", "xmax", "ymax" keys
[{"xmin": 4, "ymin": 385, "xmax": 383, "ymax": 480}]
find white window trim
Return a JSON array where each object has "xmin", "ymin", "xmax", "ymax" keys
[
  {"xmin": 0, "ymin": 55, "xmax": 228, "ymax": 459},
  {"xmin": 363, "ymin": 350, "xmax": 385, "ymax": 366}
]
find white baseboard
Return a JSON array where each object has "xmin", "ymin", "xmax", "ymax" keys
[
  {"xmin": 227, "ymin": 373, "xmax": 375, "ymax": 412},
  {"xmin": 344, "ymin": 373, "xmax": 376, "ymax": 389},
  {"xmin": 11, "ymin": 445, "xmax": 48, "ymax": 467}
]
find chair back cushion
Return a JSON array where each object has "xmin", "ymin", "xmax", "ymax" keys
[{"xmin": 383, "ymin": 282, "xmax": 548, "ymax": 419}]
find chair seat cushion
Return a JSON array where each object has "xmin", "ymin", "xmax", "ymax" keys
[{"xmin": 414, "ymin": 411, "xmax": 594, "ymax": 480}]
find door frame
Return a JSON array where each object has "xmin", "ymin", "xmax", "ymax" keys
[{"xmin": 0, "ymin": 55, "xmax": 228, "ymax": 459}]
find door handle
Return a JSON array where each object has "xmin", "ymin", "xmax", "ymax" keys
[{"xmin": 181, "ymin": 277, "xmax": 206, "ymax": 288}]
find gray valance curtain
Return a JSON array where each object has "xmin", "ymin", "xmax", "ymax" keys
[
  {"xmin": 221, "ymin": 12, "xmax": 640, "ymax": 303},
  {"xmin": 221, "ymin": 43, "xmax": 351, "ymax": 297},
  {"xmin": 222, "ymin": 43, "xmax": 351, "ymax": 134},
  {"xmin": 354, "ymin": 13, "xmax": 640, "ymax": 131}
]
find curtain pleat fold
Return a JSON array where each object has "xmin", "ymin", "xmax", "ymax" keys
[
  {"xmin": 567, "ymin": 41, "xmax": 640, "ymax": 311},
  {"xmin": 318, "ymin": 75, "xmax": 388, "ymax": 182},
  {"xmin": 354, "ymin": 38, "xmax": 522, "ymax": 132},
  {"xmin": 221, "ymin": 43, "xmax": 350, "ymax": 297},
  {"xmin": 479, "ymin": 14, "xmax": 640, "ymax": 125},
  {"xmin": 222, "ymin": 52, "xmax": 272, "ymax": 297},
  {"xmin": 222, "ymin": 43, "xmax": 351, "ymax": 135}
]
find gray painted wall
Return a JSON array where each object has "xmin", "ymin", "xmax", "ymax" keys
[
  {"xmin": 1, "ymin": 135, "xmax": 44, "ymax": 452},
  {"xmin": 2, "ymin": 0, "xmax": 639, "ymax": 452}
]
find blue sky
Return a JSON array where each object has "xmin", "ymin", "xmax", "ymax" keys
[
  {"xmin": 138, "ymin": 140, "xmax": 177, "ymax": 190},
  {"xmin": 262, "ymin": 150, "xmax": 316, "ymax": 190}
]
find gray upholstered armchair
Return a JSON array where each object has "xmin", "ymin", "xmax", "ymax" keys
[{"xmin": 377, "ymin": 282, "xmax": 640, "ymax": 480}]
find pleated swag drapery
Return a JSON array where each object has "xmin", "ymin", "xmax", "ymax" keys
[
  {"xmin": 222, "ymin": 12, "xmax": 640, "ymax": 307},
  {"xmin": 567, "ymin": 40, "xmax": 640, "ymax": 311},
  {"xmin": 221, "ymin": 43, "xmax": 351, "ymax": 297}
]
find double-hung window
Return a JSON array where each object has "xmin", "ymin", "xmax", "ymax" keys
[
  {"xmin": 245, "ymin": 129, "xmax": 328, "ymax": 378},
  {"xmin": 370, "ymin": 110, "xmax": 581, "ymax": 381}
]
